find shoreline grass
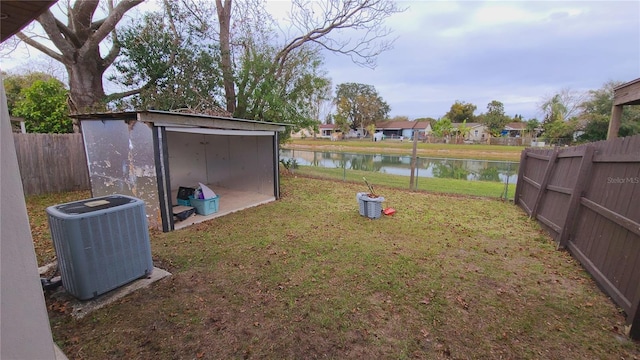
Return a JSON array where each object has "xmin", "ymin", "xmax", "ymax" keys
[
  {"xmin": 290, "ymin": 166, "xmax": 516, "ymax": 199},
  {"xmin": 283, "ymin": 139, "xmax": 526, "ymax": 161}
]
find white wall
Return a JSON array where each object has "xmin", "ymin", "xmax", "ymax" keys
[
  {"xmin": 166, "ymin": 132, "xmax": 275, "ymax": 196},
  {"xmin": 1, "ymin": 77, "xmax": 57, "ymax": 359}
]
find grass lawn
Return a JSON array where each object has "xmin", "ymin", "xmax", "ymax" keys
[
  {"xmin": 284, "ymin": 139, "xmax": 526, "ymax": 161},
  {"xmin": 291, "ymin": 166, "xmax": 516, "ymax": 199},
  {"xmin": 31, "ymin": 176, "xmax": 638, "ymax": 359}
]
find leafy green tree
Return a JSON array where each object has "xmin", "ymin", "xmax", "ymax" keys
[
  {"xmin": 619, "ymin": 109, "xmax": 640, "ymax": 137},
  {"xmin": 235, "ymin": 42, "xmax": 332, "ymax": 141},
  {"xmin": 2, "ymin": 72, "xmax": 57, "ymax": 114},
  {"xmin": 526, "ymin": 119, "xmax": 541, "ymax": 137},
  {"xmin": 577, "ymin": 115, "xmax": 609, "ymax": 142},
  {"xmin": 539, "ymin": 89, "xmax": 584, "ymax": 143},
  {"xmin": 455, "ymin": 120, "xmax": 471, "ymax": 142},
  {"xmin": 12, "ymin": 79, "xmax": 72, "ymax": 133},
  {"xmin": 577, "ymin": 81, "xmax": 640, "ymax": 141},
  {"xmin": 445, "ymin": 100, "xmax": 477, "ymax": 123},
  {"xmin": 543, "ymin": 118, "xmax": 575, "ymax": 145},
  {"xmin": 541, "ymin": 94, "xmax": 568, "ymax": 124},
  {"xmin": 366, "ymin": 123, "xmax": 377, "ymax": 141},
  {"xmin": 334, "ymin": 83, "xmax": 390, "ymax": 135},
  {"xmin": 215, "ymin": 0, "xmax": 404, "ymax": 116},
  {"xmin": 332, "ymin": 112, "xmax": 350, "ymax": 135},
  {"xmin": 481, "ymin": 100, "xmax": 509, "ymax": 136},
  {"xmin": 432, "ymin": 117, "xmax": 453, "ymax": 138},
  {"xmin": 110, "ymin": 3, "xmax": 224, "ymax": 111}
]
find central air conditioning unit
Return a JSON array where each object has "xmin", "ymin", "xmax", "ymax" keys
[{"xmin": 46, "ymin": 195, "xmax": 154, "ymax": 300}]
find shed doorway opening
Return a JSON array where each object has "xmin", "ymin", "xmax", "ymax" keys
[{"xmin": 165, "ymin": 128, "xmax": 277, "ymax": 230}]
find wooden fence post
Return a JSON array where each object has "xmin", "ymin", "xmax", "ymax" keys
[
  {"xmin": 530, "ymin": 148, "xmax": 559, "ymax": 219},
  {"xmin": 557, "ymin": 146, "xmax": 594, "ymax": 248},
  {"xmin": 514, "ymin": 149, "xmax": 528, "ymax": 207},
  {"xmin": 632, "ymin": 290, "xmax": 640, "ymax": 340}
]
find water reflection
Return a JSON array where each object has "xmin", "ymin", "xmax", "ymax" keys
[
  {"xmin": 431, "ymin": 160, "xmax": 470, "ymax": 180},
  {"xmin": 280, "ymin": 149, "xmax": 519, "ymax": 183}
]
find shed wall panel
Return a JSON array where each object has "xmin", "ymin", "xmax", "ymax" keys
[
  {"xmin": 256, "ymin": 135, "xmax": 275, "ymax": 195},
  {"xmin": 165, "ymin": 132, "xmax": 275, "ymax": 197},
  {"xmin": 166, "ymin": 132, "xmax": 208, "ymax": 190},
  {"xmin": 208, "ymin": 135, "xmax": 274, "ymax": 195},
  {"xmin": 82, "ymin": 120, "xmax": 161, "ymax": 229}
]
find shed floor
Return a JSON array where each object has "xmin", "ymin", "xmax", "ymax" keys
[{"xmin": 171, "ymin": 186, "xmax": 275, "ymax": 230}]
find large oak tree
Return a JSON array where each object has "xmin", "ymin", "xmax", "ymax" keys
[
  {"xmin": 16, "ymin": 0, "xmax": 144, "ymax": 123},
  {"xmin": 334, "ymin": 82, "xmax": 390, "ymax": 135}
]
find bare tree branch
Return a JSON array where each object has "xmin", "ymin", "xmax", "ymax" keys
[
  {"xmin": 15, "ymin": 32, "xmax": 64, "ymax": 63},
  {"xmin": 34, "ymin": 10, "xmax": 76, "ymax": 59},
  {"xmin": 105, "ymin": 87, "xmax": 144, "ymax": 102},
  {"xmin": 54, "ymin": 17, "xmax": 81, "ymax": 48},
  {"xmin": 101, "ymin": 0, "xmax": 119, "ymax": 69},
  {"xmin": 71, "ymin": 0, "xmax": 100, "ymax": 41},
  {"xmin": 82, "ymin": 0, "xmax": 144, "ymax": 56},
  {"xmin": 274, "ymin": 0, "xmax": 404, "ymax": 76}
]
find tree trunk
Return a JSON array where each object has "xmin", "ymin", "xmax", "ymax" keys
[
  {"xmin": 216, "ymin": 0, "xmax": 236, "ymax": 115},
  {"xmin": 66, "ymin": 50, "xmax": 106, "ymax": 132}
]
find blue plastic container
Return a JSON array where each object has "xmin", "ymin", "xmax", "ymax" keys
[
  {"xmin": 176, "ymin": 198, "xmax": 191, "ymax": 206},
  {"xmin": 189, "ymin": 195, "xmax": 220, "ymax": 215}
]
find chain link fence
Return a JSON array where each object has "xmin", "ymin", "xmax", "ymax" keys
[{"xmin": 280, "ymin": 149, "xmax": 519, "ymax": 200}]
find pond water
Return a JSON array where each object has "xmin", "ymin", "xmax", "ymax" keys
[{"xmin": 280, "ymin": 149, "xmax": 519, "ymax": 184}]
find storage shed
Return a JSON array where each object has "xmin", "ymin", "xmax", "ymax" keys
[{"xmin": 75, "ymin": 110, "xmax": 286, "ymax": 232}]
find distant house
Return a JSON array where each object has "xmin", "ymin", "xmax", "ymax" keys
[
  {"xmin": 375, "ymin": 120, "xmax": 432, "ymax": 140},
  {"xmin": 318, "ymin": 124, "xmax": 362, "ymax": 139},
  {"xmin": 452, "ymin": 122, "xmax": 490, "ymax": 143},
  {"xmin": 503, "ymin": 122, "xmax": 527, "ymax": 137},
  {"xmin": 290, "ymin": 127, "xmax": 318, "ymax": 139},
  {"xmin": 318, "ymin": 124, "xmax": 335, "ymax": 138}
]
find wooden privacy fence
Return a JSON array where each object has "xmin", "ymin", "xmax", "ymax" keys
[
  {"xmin": 514, "ymin": 135, "xmax": 640, "ymax": 339},
  {"xmin": 13, "ymin": 133, "xmax": 90, "ymax": 195}
]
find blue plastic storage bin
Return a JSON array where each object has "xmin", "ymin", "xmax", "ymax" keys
[
  {"xmin": 176, "ymin": 198, "xmax": 191, "ymax": 206},
  {"xmin": 189, "ymin": 195, "xmax": 220, "ymax": 215}
]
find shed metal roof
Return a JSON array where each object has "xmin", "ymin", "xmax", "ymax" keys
[{"xmin": 72, "ymin": 110, "xmax": 287, "ymax": 132}]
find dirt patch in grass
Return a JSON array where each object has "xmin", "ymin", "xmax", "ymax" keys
[{"xmin": 33, "ymin": 176, "xmax": 639, "ymax": 359}]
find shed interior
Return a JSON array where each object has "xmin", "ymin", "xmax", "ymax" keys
[
  {"xmin": 165, "ymin": 128, "xmax": 277, "ymax": 229},
  {"xmin": 78, "ymin": 111, "xmax": 283, "ymax": 231}
]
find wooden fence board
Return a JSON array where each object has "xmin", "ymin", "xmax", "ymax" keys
[
  {"xmin": 616, "ymin": 232, "xmax": 639, "ymax": 297},
  {"xmin": 13, "ymin": 133, "xmax": 90, "ymax": 195},
  {"xmin": 530, "ymin": 149, "xmax": 558, "ymax": 218},
  {"xmin": 559, "ymin": 146, "xmax": 594, "ymax": 247},
  {"xmin": 515, "ymin": 135, "xmax": 640, "ymax": 339}
]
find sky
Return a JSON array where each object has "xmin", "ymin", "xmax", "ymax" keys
[
  {"xmin": 315, "ymin": 1, "xmax": 640, "ymax": 120},
  {"xmin": 2, "ymin": 1, "xmax": 639, "ymax": 121}
]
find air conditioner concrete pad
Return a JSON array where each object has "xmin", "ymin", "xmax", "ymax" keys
[
  {"xmin": 70, "ymin": 267, "xmax": 171, "ymax": 319},
  {"xmin": 39, "ymin": 263, "xmax": 171, "ymax": 319}
]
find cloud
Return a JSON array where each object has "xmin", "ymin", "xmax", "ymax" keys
[{"xmin": 323, "ymin": 0, "xmax": 640, "ymax": 120}]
